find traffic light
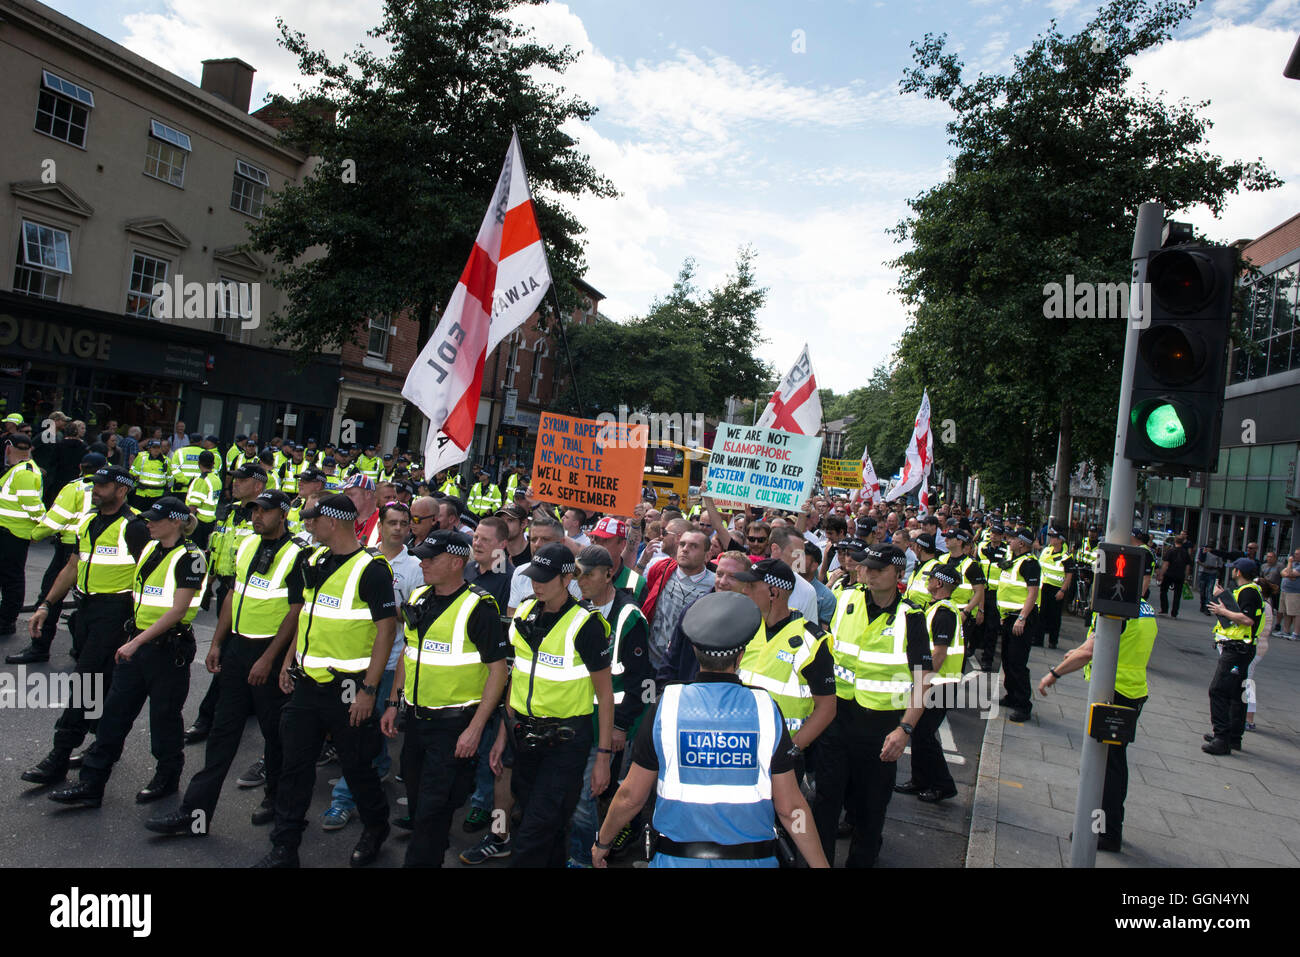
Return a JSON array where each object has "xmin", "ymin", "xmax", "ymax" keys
[{"xmin": 1124, "ymin": 244, "xmax": 1236, "ymax": 473}]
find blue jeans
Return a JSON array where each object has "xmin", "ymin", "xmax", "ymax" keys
[
  {"xmin": 330, "ymin": 669, "xmax": 395, "ymax": 811},
  {"xmin": 567, "ymin": 745, "xmax": 601, "ymax": 866},
  {"xmin": 1199, "ymin": 571, "xmax": 1218, "ymax": 611}
]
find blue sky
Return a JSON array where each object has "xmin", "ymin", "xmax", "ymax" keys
[{"xmin": 44, "ymin": 0, "xmax": 1300, "ymax": 392}]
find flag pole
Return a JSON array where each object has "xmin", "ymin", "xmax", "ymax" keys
[{"xmin": 511, "ymin": 126, "xmax": 586, "ymax": 420}]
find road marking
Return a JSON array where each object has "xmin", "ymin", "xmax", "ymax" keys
[
  {"xmin": 1001, "ymin": 779, "xmax": 1024, "ymax": 789},
  {"xmin": 902, "ymin": 723, "xmax": 966, "ymax": 765}
]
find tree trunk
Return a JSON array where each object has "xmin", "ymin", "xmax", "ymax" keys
[{"xmin": 1050, "ymin": 401, "xmax": 1073, "ymax": 528}]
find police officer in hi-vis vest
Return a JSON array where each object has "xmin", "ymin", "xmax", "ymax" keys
[
  {"xmin": 1038, "ymin": 600, "xmax": 1157, "ymax": 852},
  {"xmin": 48, "ymin": 496, "xmax": 205, "ymax": 807},
  {"xmin": 257, "ymin": 493, "xmax": 397, "ymax": 869},
  {"xmin": 1202, "ymin": 557, "xmax": 1264, "ymax": 756},
  {"xmin": 490, "ymin": 542, "xmax": 615, "ymax": 868},
  {"xmin": 146, "ymin": 489, "xmax": 306, "ymax": 838},
  {"xmin": 973, "ymin": 523, "xmax": 1007, "ymax": 671},
  {"xmin": 9, "ymin": 451, "xmax": 102, "ymax": 664},
  {"xmin": 592, "ymin": 591, "xmax": 829, "ymax": 868},
  {"xmin": 904, "ymin": 534, "xmax": 942, "ymax": 609},
  {"xmin": 567, "ymin": 545, "xmax": 653, "ymax": 868},
  {"xmin": 129, "ymin": 439, "xmax": 170, "ymax": 510},
  {"xmin": 814, "ymin": 543, "xmax": 932, "ymax": 868},
  {"xmin": 380, "ymin": 529, "xmax": 509, "ymax": 867},
  {"xmin": 0, "ymin": 432, "xmax": 44, "ymax": 636},
  {"xmin": 997, "ymin": 527, "xmax": 1042, "ymax": 724},
  {"xmin": 21, "ymin": 466, "xmax": 150, "ymax": 786},
  {"xmin": 896, "ymin": 563, "xmax": 963, "ymax": 804},
  {"xmin": 1036, "ymin": 526, "xmax": 1076, "ymax": 650}
]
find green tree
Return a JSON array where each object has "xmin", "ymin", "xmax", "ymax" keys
[
  {"xmin": 249, "ymin": 0, "xmax": 616, "ymax": 357},
  {"xmin": 891, "ymin": 0, "xmax": 1279, "ymax": 516},
  {"xmin": 559, "ymin": 250, "xmax": 772, "ymax": 420}
]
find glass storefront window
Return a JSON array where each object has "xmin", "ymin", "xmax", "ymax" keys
[
  {"xmin": 1272, "ymin": 445, "xmax": 1296, "ymax": 478},
  {"xmin": 235, "ymin": 402, "xmax": 262, "ymax": 444},
  {"xmin": 1227, "ymin": 447, "xmax": 1249, "ymax": 477},
  {"xmin": 198, "ymin": 398, "xmax": 224, "ymax": 438},
  {"xmin": 1224, "ymin": 480, "xmax": 1245, "ymax": 511}
]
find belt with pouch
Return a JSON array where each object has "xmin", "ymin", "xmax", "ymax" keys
[
  {"xmin": 513, "ymin": 714, "xmax": 586, "ymax": 747},
  {"xmin": 408, "ymin": 701, "xmax": 477, "ymax": 723},
  {"xmin": 650, "ymin": 831, "xmax": 779, "ymax": 862}
]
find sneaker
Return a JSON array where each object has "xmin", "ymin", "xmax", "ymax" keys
[
  {"xmin": 317, "ymin": 743, "xmax": 338, "ymax": 767},
  {"xmin": 1245, "ymin": 722, "xmax": 1256, "ymax": 732},
  {"xmin": 237, "ymin": 758, "xmax": 266, "ymax": 789},
  {"xmin": 462, "ymin": 806, "xmax": 492, "ymax": 833},
  {"xmin": 321, "ymin": 805, "xmax": 355, "ymax": 830},
  {"xmin": 459, "ymin": 833, "xmax": 511, "ymax": 864}
]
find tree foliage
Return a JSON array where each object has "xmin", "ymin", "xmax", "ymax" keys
[
  {"xmin": 890, "ymin": 0, "xmax": 1279, "ymax": 513},
  {"xmin": 248, "ymin": 0, "xmax": 616, "ymax": 357},
  {"xmin": 559, "ymin": 249, "xmax": 773, "ymax": 420}
]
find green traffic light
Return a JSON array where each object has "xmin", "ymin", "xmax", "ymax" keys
[{"xmin": 1145, "ymin": 403, "xmax": 1188, "ymax": 449}]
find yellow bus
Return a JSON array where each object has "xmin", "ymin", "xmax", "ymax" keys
[{"xmin": 643, "ymin": 440, "xmax": 711, "ymax": 508}]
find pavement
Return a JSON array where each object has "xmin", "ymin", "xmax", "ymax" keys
[{"xmin": 970, "ymin": 601, "xmax": 1300, "ymax": 868}]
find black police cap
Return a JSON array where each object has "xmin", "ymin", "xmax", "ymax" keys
[
  {"xmin": 752, "ymin": 558, "xmax": 796, "ymax": 592},
  {"xmin": 142, "ymin": 496, "xmax": 190, "ymax": 521},
  {"xmin": 411, "ymin": 529, "xmax": 472, "ymax": 560},
  {"xmin": 91, "ymin": 465, "xmax": 135, "ymax": 489},
  {"xmin": 681, "ymin": 592, "xmax": 762, "ymax": 658}
]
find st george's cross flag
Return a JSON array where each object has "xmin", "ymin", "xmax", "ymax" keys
[
  {"xmin": 402, "ymin": 131, "xmax": 553, "ymax": 475},
  {"xmin": 756, "ymin": 344, "xmax": 823, "ymax": 436},
  {"xmin": 885, "ymin": 390, "xmax": 933, "ymax": 503},
  {"xmin": 852, "ymin": 444, "xmax": 884, "ymax": 505}
]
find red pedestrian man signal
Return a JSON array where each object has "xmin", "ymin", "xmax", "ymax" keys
[
  {"xmin": 1091, "ymin": 543, "xmax": 1147, "ymax": 618},
  {"xmin": 1114, "ymin": 554, "xmax": 1126, "ymax": 579}
]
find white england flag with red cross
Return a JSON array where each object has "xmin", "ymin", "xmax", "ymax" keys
[
  {"xmin": 402, "ymin": 130, "xmax": 553, "ymax": 475},
  {"xmin": 852, "ymin": 444, "xmax": 884, "ymax": 505},
  {"xmin": 885, "ymin": 390, "xmax": 932, "ymax": 502},
  {"xmin": 756, "ymin": 344, "xmax": 822, "ymax": 435}
]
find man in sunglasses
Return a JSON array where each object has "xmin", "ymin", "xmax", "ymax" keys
[{"xmin": 407, "ymin": 496, "xmax": 439, "ymax": 547}]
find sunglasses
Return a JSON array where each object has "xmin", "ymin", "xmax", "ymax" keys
[{"xmin": 747, "ymin": 535, "xmax": 768, "ymax": 544}]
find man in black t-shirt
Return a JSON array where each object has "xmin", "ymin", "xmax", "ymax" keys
[{"xmin": 1158, "ymin": 536, "xmax": 1192, "ymax": 619}]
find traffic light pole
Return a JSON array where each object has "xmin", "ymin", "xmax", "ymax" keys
[{"xmin": 1068, "ymin": 201, "xmax": 1164, "ymax": 868}]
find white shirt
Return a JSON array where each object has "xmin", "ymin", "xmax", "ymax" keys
[
  {"xmin": 508, "ymin": 562, "xmax": 582, "ymax": 613},
  {"xmin": 568, "ymin": 532, "xmax": 591, "ymax": 548},
  {"xmin": 790, "ymin": 574, "xmax": 820, "ymax": 627},
  {"xmin": 381, "ymin": 546, "xmax": 424, "ymax": 672}
]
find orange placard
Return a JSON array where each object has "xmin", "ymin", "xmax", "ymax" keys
[{"xmin": 530, "ymin": 412, "xmax": 648, "ymax": 517}]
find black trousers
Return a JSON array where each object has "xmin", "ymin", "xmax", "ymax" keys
[
  {"xmin": 191, "ymin": 520, "xmax": 214, "ymax": 552},
  {"xmin": 181, "ymin": 636, "xmax": 287, "ymax": 821},
  {"xmin": 1159, "ymin": 577, "xmax": 1185, "ymax": 618},
  {"xmin": 80, "ymin": 631, "xmax": 196, "ymax": 789},
  {"xmin": 976, "ymin": 590, "xmax": 1000, "ymax": 669},
  {"xmin": 810, "ymin": 702, "xmax": 899, "ymax": 867},
  {"xmin": 1209, "ymin": 641, "xmax": 1256, "ymax": 746},
  {"xmin": 999, "ymin": 609, "xmax": 1038, "ymax": 713},
  {"xmin": 402, "ymin": 710, "xmax": 479, "ymax": 867},
  {"xmin": 509, "ymin": 721, "xmax": 593, "ymax": 868},
  {"xmin": 34, "ymin": 540, "xmax": 73, "ymax": 650},
  {"xmin": 910, "ymin": 705, "xmax": 954, "ymax": 793},
  {"xmin": 0, "ymin": 526, "xmax": 31, "ymax": 627},
  {"xmin": 1039, "ymin": 586, "xmax": 1065, "ymax": 647},
  {"xmin": 52, "ymin": 595, "xmax": 133, "ymax": 752},
  {"xmin": 194, "ymin": 576, "xmax": 237, "ymax": 728},
  {"xmin": 1102, "ymin": 691, "xmax": 1145, "ymax": 843},
  {"xmin": 270, "ymin": 675, "xmax": 388, "ymax": 851}
]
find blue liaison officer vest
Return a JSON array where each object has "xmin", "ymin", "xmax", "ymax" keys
[{"xmin": 649, "ymin": 680, "xmax": 782, "ymax": 869}]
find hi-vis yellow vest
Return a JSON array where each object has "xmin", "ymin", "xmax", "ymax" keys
[
  {"xmin": 231, "ymin": 535, "xmax": 303, "ymax": 639},
  {"xmin": 132, "ymin": 539, "xmax": 203, "ymax": 630},
  {"xmin": 830, "ymin": 588, "xmax": 918, "ymax": 711},
  {"xmin": 401, "ymin": 584, "xmax": 496, "ymax": 709},
  {"xmin": 509, "ymin": 599, "xmax": 608, "ymax": 718},
  {"xmin": 297, "ymin": 548, "xmax": 390, "ymax": 682},
  {"xmin": 738, "ymin": 614, "xmax": 829, "ymax": 732},
  {"xmin": 1212, "ymin": 582, "xmax": 1263, "ymax": 645}
]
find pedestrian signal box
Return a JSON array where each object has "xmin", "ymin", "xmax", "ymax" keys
[{"xmin": 1089, "ymin": 543, "xmax": 1147, "ymax": 618}]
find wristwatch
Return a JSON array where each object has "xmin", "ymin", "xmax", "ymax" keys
[
  {"xmin": 788, "ymin": 744, "xmax": 803, "ymax": 759},
  {"xmin": 594, "ymin": 835, "xmax": 613, "ymax": 850},
  {"xmin": 384, "ymin": 699, "xmax": 400, "ymax": 710},
  {"xmin": 359, "ymin": 683, "xmax": 379, "ymax": 697},
  {"xmin": 1048, "ymin": 667, "xmax": 1061, "ymax": 680},
  {"xmin": 899, "ymin": 722, "xmax": 914, "ymax": 736}
]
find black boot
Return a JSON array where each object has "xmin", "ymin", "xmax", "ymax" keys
[
  {"xmin": 251, "ymin": 798, "xmax": 275, "ymax": 826},
  {"xmin": 146, "ymin": 810, "xmax": 206, "ymax": 836},
  {"xmin": 1201, "ymin": 738, "xmax": 1231, "ymax": 755},
  {"xmin": 5, "ymin": 644, "xmax": 50, "ymax": 664},
  {"xmin": 136, "ymin": 772, "xmax": 180, "ymax": 804},
  {"xmin": 253, "ymin": 845, "xmax": 300, "ymax": 868},
  {"xmin": 48, "ymin": 781, "xmax": 103, "ymax": 807},
  {"xmin": 21, "ymin": 749, "xmax": 70, "ymax": 785},
  {"xmin": 350, "ymin": 823, "xmax": 390, "ymax": 867}
]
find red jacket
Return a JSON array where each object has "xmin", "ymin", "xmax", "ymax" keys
[{"xmin": 641, "ymin": 557, "xmax": 677, "ymax": 627}]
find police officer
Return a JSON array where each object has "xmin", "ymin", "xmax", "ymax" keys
[
  {"xmin": 997, "ymin": 527, "xmax": 1041, "ymax": 723},
  {"xmin": 491, "ymin": 542, "xmax": 615, "ymax": 868},
  {"xmin": 465, "ymin": 468, "xmax": 500, "ymax": 519},
  {"xmin": 1038, "ymin": 598, "xmax": 1157, "ymax": 851},
  {"xmin": 896, "ymin": 563, "xmax": 962, "ymax": 803},
  {"xmin": 8, "ymin": 451, "xmax": 102, "ymax": 663},
  {"xmin": 0, "ymin": 432, "xmax": 45, "ymax": 636},
  {"xmin": 170, "ymin": 433, "xmax": 205, "ymax": 495},
  {"xmin": 129, "ymin": 439, "xmax": 170, "ymax": 510},
  {"xmin": 1202, "ymin": 558, "xmax": 1263, "ymax": 755},
  {"xmin": 567, "ymin": 544, "xmax": 654, "ymax": 867},
  {"xmin": 380, "ymin": 529, "xmax": 509, "ymax": 867},
  {"xmin": 353, "ymin": 443, "xmax": 380, "ymax": 484},
  {"xmin": 185, "ymin": 450, "xmax": 221, "ymax": 551},
  {"xmin": 21, "ymin": 467, "xmax": 149, "ymax": 784},
  {"xmin": 973, "ymin": 523, "xmax": 1007, "ymax": 671},
  {"xmin": 734, "ymin": 558, "xmax": 836, "ymax": 760},
  {"xmin": 288, "ymin": 467, "xmax": 326, "ymax": 535},
  {"xmin": 592, "ymin": 591, "xmax": 829, "ymax": 868},
  {"xmin": 1037, "ymin": 525, "xmax": 1076, "ymax": 649},
  {"xmin": 904, "ymin": 533, "xmax": 942, "ymax": 608},
  {"xmin": 438, "ymin": 470, "xmax": 463, "ymax": 500},
  {"xmin": 1074, "ymin": 524, "xmax": 1101, "ymax": 613},
  {"xmin": 47, "ymin": 496, "xmax": 204, "ymax": 806},
  {"xmin": 944, "ymin": 526, "xmax": 986, "ymax": 647},
  {"xmin": 256, "ymin": 493, "xmax": 396, "ymax": 868},
  {"xmin": 188, "ymin": 462, "xmax": 266, "ymax": 743},
  {"xmin": 1132, "ymin": 529, "xmax": 1157, "ymax": 600},
  {"xmin": 146, "ymin": 489, "xmax": 305, "ymax": 836},
  {"xmin": 814, "ymin": 543, "xmax": 932, "ymax": 867}
]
